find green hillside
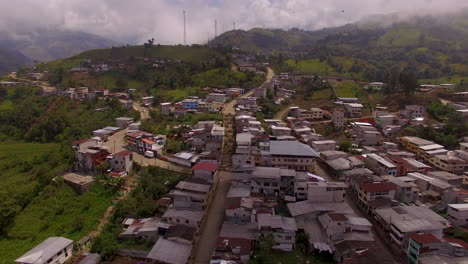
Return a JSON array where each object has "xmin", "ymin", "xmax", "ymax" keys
[{"xmin": 214, "ymin": 10, "xmax": 468, "ymax": 83}]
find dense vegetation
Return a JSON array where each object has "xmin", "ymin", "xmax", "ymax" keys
[
  {"xmin": 92, "ymin": 166, "xmax": 186, "ymax": 259},
  {"xmin": 0, "ymin": 85, "xmax": 136, "ymax": 262}
]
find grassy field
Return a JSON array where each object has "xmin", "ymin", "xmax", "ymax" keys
[
  {"xmin": 0, "ymin": 184, "xmax": 114, "ymax": 263},
  {"xmin": 0, "ymin": 99, "xmax": 13, "ymax": 111},
  {"xmin": 285, "ymin": 59, "xmax": 336, "ymax": 75},
  {"xmin": 377, "ymin": 28, "xmax": 421, "ymax": 47},
  {"xmin": 0, "ymin": 142, "xmax": 61, "ymax": 194},
  {"xmin": 334, "ymin": 81, "xmax": 360, "ymax": 98},
  {"xmin": 311, "ymin": 88, "xmax": 333, "ymax": 100},
  {"xmin": 0, "ymin": 142, "xmax": 114, "ymax": 263}
]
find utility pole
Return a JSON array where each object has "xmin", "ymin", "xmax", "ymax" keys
[
  {"xmin": 215, "ymin": 19, "xmax": 217, "ymax": 38},
  {"xmin": 183, "ymin": 10, "xmax": 186, "ymax": 45},
  {"xmin": 233, "ymin": 21, "xmax": 235, "ymax": 30}
]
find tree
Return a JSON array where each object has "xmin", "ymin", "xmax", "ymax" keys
[
  {"xmin": 399, "ymin": 71, "xmax": 418, "ymax": 95},
  {"xmin": 338, "ymin": 139, "xmax": 353, "ymax": 152},
  {"xmin": 115, "ymin": 78, "xmax": 128, "ymax": 90}
]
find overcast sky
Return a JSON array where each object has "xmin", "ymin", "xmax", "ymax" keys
[{"xmin": 1, "ymin": 0, "xmax": 467, "ymax": 44}]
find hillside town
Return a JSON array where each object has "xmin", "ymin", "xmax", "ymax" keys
[{"xmin": 8, "ymin": 55, "xmax": 468, "ymax": 264}]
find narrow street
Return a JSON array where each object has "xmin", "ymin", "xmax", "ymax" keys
[
  {"xmin": 191, "ymin": 171, "xmax": 232, "ymax": 264},
  {"xmin": 191, "ymin": 67, "xmax": 274, "ymax": 263}
]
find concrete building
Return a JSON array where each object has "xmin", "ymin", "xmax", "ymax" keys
[
  {"xmin": 267, "ymin": 141, "xmax": 319, "ymax": 171},
  {"xmin": 307, "ymin": 182, "xmax": 347, "ymax": 203},
  {"xmin": 15, "ymin": 237, "xmax": 73, "ymax": 264},
  {"xmin": 430, "ymin": 154, "xmax": 467, "ymax": 175},
  {"xmin": 387, "ymin": 176, "xmax": 419, "ymax": 204},
  {"xmin": 160, "ymin": 102, "xmax": 172, "ymax": 115},
  {"xmin": 344, "ymin": 103, "xmax": 363, "ymax": 117},
  {"xmin": 365, "ymin": 153, "xmax": 398, "ymax": 176},
  {"xmin": 162, "ymin": 208, "xmax": 203, "ymax": 228},
  {"xmin": 108, "ymin": 150, "xmax": 133, "ymax": 175},
  {"xmin": 428, "ymin": 171, "xmax": 464, "ymax": 187},
  {"xmin": 357, "ymin": 182, "xmax": 396, "ymax": 212},
  {"xmin": 332, "ymin": 110, "xmax": 345, "ymax": 128},
  {"xmin": 311, "ymin": 140, "xmax": 337, "ymax": 152},
  {"xmin": 257, "ymin": 214, "xmax": 297, "ymax": 251},
  {"xmin": 271, "ymin": 125, "xmax": 291, "ymax": 137},
  {"xmin": 170, "ymin": 179, "xmax": 211, "ymax": 210},
  {"xmin": 206, "ymin": 93, "xmax": 227, "ymax": 103},
  {"xmin": 374, "ymin": 206, "xmax": 450, "ymax": 250},
  {"xmin": 309, "ymin": 108, "xmax": 324, "ymax": 119},
  {"xmin": 402, "ymin": 105, "xmax": 425, "ymax": 119},
  {"xmin": 141, "ymin": 96, "xmax": 154, "ymax": 106},
  {"xmin": 62, "ymin": 172, "xmax": 95, "ymax": 194},
  {"xmin": 447, "ymin": 204, "xmax": 468, "ymax": 226}
]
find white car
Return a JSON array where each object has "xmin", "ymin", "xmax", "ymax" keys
[{"xmin": 144, "ymin": 151, "xmax": 155, "ymax": 158}]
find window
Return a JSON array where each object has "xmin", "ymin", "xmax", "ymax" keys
[
  {"xmin": 285, "ymin": 236, "xmax": 292, "ymax": 240},
  {"xmin": 186, "ymin": 220, "xmax": 189, "ymax": 224},
  {"xmin": 176, "ymin": 219, "xmax": 180, "ymax": 222}
]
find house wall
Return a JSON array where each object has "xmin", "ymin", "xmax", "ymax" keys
[
  {"xmin": 270, "ymin": 156, "xmax": 315, "ymax": 171},
  {"xmin": 307, "ymin": 186, "xmax": 346, "ymax": 203},
  {"xmin": 193, "ymin": 170, "xmax": 214, "ymax": 183},
  {"xmin": 164, "ymin": 215, "xmax": 200, "ymax": 228},
  {"xmin": 447, "ymin": 207, "xmax": 468, "ymax": 226},
  {"xmin": 225, "ymin": 208, "xmax": 251, "ymax": 223}
]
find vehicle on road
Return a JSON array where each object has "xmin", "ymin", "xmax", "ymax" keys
[{"xmin": 144, "ymin": 151, "xmax": 155, "ymax": 158}]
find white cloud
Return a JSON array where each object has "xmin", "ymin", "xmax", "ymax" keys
[{"xmin": 0, "ymin": 0, "xmax": 467, "ymax": 44}]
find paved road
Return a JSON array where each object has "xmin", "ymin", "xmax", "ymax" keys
[{"xmin": 314, "ymin": 163, "xmax": 401, "ymax": 264}]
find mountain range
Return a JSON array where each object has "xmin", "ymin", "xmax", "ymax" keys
[{"xmin": 0, "ymin": 30, "xmax": 119, "ymax": 74}]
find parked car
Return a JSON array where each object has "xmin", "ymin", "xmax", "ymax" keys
[{"xmin": 144, "ymin": 151, "xmax": 155, "ymax": 158}]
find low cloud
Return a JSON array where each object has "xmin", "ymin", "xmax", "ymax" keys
[{"xmin": 1, "ymin": 0, "xmax": 467, "ymax": 44}]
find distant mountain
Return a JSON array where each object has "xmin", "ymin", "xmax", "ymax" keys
[
  {"xmin": 0, "ymin": 30, "xmax": 119, "ymax": 74},
  {"xmin": 212, "ymin": 10, "xmax": 468, "ymax": 82}
]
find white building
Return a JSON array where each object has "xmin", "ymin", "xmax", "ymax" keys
[
  {"xmin": 311, "ymin": 140, "xmax": 337, "ymax": 152},
  {"xmin": 257, "ymin": 214, "xmax": 297, "ymax": 251},
  {"xmin": 447, "ymin": 204, "xmax": 468, "ymax": 226},
  {"xmin": 307, "ymin": 182, "xmax": 347, "ymax": 203},
  {"xmin": 15, "ymin": 237, "xmax": 73, "ymax": 264},
  {"xmin": 344, "ymin": 103, "xmax": 363, "ymax": 117}
]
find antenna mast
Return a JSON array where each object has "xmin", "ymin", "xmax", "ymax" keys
[
  {"xmin": 233, "ymin": 22, "xmax": 236, "ymax": 30},
  {"xmin": 215, "ymin": 19, "xmax": 217, "ymax": 38},
  {"xmin": 183, "ymin": 10, "xmax": 186, "ymax": 45}
]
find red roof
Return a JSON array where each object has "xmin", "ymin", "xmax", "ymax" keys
[
  {"xmin": 444, "ymin": 237, "xmax": 468, "ymax": 249},
  {"xmin": 192, "ymin": 162, "xmax": 218, "ymax": 172},
  {"xmin": 410, "ymin": 233, "xmax": 441, "ymax": 244},
  {"xmin": 73, "ymin": 138, "xmax": 91, "ymax": 145},
  {"xmin": 216, "ymin": 237, "xmax": 253, "ymax": 255},
  {"xmin": 359, "ymin": 182, "xmax": 396, "ymax": 193},
  {"xmin": 114, "ymin": 151, "xmax": 132, "ymax": 157},
  {"xmin": 328, "ymin": 212, "xmax": 348, "ymax": 222}
]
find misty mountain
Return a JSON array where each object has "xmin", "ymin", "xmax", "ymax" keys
[
  {"xmin": 0, "ymin": 30, "xmax": 119, "ymax": 74},
  {"xmin": 212, "ymin": 10, "xmax": 468, "ymax": 81}
]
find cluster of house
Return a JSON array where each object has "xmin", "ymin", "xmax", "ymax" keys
[
  {"xmin": 160, "ymin": 88, "xmax": 251, "ymax": 117},
  {"xmin": 69, "ymin": 57, "xmax": 175, "ymax": 74},
  {"xmin": 41, "ymin": 86, "xmax": 134, "ymax": 102},
  {"xmin": 232, "ymin": 53, "xmax": 267, "ymax": 75},
  {"xmin": 120, "ymin": 162, "xmax": 218, "ymax": 264},
  {"xmin": 166, "ymin": 120, "xmax": 224, "ymax": 166}
]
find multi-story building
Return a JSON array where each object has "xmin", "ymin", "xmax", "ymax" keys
[
  {"xmin": 267, "ymin": 141, "xmax": 319, "ymax": 171},
  {"xmin": 160, "ymin": 102, "xmax": 172, "ymax": 115},
  {"xmin": 365, "ymin": 153, "xmax": 398, "ymax": 176},
  {"xmin": 332, "ymin": 110, "xmax": 345, "ymax": 128},
  {"xmin": 309, "ymin": 108, "xmax": 324, "ymax": 120},
  {"xmin": 311, "ymin": 140, "xmax": 337, "ymax": 152},
  {"xmin": 344, "ymin": 103, "xmax": 363, "ymax": 117},
  {"xmin": 357, "ymin": 182, "xmax": 396, "ymax": 212},
  {"xmin": 306, "ymin": 182, "xmax": 347, "ymax": 202},
  {"xmin": 430, "ymin": 154, "xmax": 467, "ymax": 175},
  {"xmin": 387, "ymin": 176, "xmax": 419, "ymax": 204},
  {"xmin": 374, "ymin": 206, "xmax": 450, "ymax": 250},
  {"xmin": 428, "ymin": 171, "xmax": 464, "ymax": 187},
  {"xmin": 108, "ymin": 150, "xmax": 133, "ymax": 175},
  {"xmin": 447, "ymin": 204, "xmax": 468, "ymax": 226}
]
